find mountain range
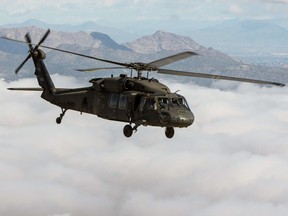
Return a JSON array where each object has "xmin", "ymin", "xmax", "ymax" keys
[
  {"xmin": 189, "ymin": 19, "xmax": 288, "ymax": 55},
  {"xmin": 0, "ymin": 25, "xmax": 288, "ymax": 86},
  {"xmin": 2, "ymin": 19, "xmax": 288, "ymax": 55}
]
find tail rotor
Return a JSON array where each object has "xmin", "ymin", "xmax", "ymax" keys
[{"xmin": 15, "ymin": 29, "xmax": 51, "ymax": 74}]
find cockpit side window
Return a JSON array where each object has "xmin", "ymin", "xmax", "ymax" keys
[{"xmin": 158, "ymin": 97, "xmax": 170, "ymax": 109}]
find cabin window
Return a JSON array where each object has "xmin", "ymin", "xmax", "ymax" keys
[
  {"xmin": 109, "ymin": 94, "xmax": 118, "ymax": 108},
  {"xmin": 144, "ymin": 98, "xmax": 157, "ymax": 110},
  {"xmin": 119, "ymin": 95, "xmax": 127, "ymax": 109}
]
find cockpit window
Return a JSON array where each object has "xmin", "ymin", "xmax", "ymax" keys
[
  {"xmin": 158, "ymin": 97, "xmax": 170, "ymax": 109},
  {"xmin": 178, "ymin": 97, "xmax": 189, "ymax": 109},
  {"xmin": 171, "ymin": 98, "xmax": 180, "ymax": 107},
  {"xmin": 157, "ymin": 96, "xmax": 190, "ymax": 110}
]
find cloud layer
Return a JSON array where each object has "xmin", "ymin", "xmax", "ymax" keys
[{"xmin": 1, "ymin": 76, "xmax": 288, "ymax": 216}]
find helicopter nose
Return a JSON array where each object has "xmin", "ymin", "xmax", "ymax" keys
[{"xmin": 172, "ymin": 111, "xmax": 194, "ymax": 127}]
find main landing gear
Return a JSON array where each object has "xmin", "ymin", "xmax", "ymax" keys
[
  {"xmin": 165, "ymin": 127, "xmax": 174, "ymax": 139},
  {"xmin": 123, "ymin": 124, "xmax": 139, "ymax": 138},
  {"xmin": 56, "ymin": 108, "xmax": 67, "ymax": 124},
  {"xmin": 123, "ymin": 124, "xmax": 175, "ymax": 139}
]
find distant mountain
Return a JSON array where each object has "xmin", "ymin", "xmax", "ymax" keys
[
  {"xmin": 190, "ymin": 19, "xmax": 288, "ymax": 54},
  {"xmin": 90, "ymin": 32, "xmax": 131, "ymax": 51},
  {"xmin": 0, "ymin": 26, "xmax": 134, "ymax": 51},
  {"xmin": 3, "ymin": 19, "xmax": 288, "ymax": 55},
  {"xmin": 125, "ymin": 30, "xmax": 202, "ymax": 54},
  {"xmin": 125, "ymin": 30, "xmax": 239, "ymax": 68},
  {"xmin": 1, "ymin": 19, "xmax": 137, "ymax": 43},
  {"xmin": 0, "ymin": 26, "xmax": 287, "ymax": 85}
]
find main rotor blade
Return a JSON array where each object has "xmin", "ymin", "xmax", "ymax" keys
[
  {"xmin": 0, "ymin": 36, "xmax": 27, "ymax": 44},
  {"xmin": 158, "ymin": 69, "xmax": 285, "ymax": 87},
  {"xmin": 149, "ymin": 51, "xmax": 198, "ymax": 67},
  {"xmin": 76, "ymin": 66, "xmax": 126, "ymax": 72},
  {"xmin": 1, "ymin": 36, "xmax": 127, "ymax": 67},
  {"xmin": 15, "ymin": 54, "xmax": 31, "ymax": 74},
  {"xmin": 41, "ymin": 44, "xmax": 129, "ymax": 67}
]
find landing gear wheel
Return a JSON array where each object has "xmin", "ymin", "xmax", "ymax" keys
[
  {"xmin": 123, "ymin": 124, "xmax": 133, "ymax": 138},
  {"xmin": 56, "ymin": 108, "xmax": 67, "ymax": 125},
  {"xmin": 165, "ymin": 127, "xmax": 174, "ymax": 139},
  {"xmin": 56, "ymin": 117, "xmax": 62, "ymax": 124}
]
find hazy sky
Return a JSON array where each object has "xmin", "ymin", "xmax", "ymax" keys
[
  {"xmin": 1, "ymin": 75, "xmax": 288, "ymax": 216},
  {"xmin": 1, "ymin": 0, "xmax": 288, "ymax": 26}
]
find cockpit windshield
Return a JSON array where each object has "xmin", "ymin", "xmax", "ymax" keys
[
  {"xmin": 158, "ymin": 96, "xmax": 190, "ymax": 110},
  {"xmin": 171, "ymin": 97, "xmax": 190, "ymax": 109}
]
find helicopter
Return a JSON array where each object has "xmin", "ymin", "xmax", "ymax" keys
[{"xmin": 1, "ymin": 29, "xmax": 285, "ymax": 138}]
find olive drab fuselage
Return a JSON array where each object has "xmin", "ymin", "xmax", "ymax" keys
[
  {"xmin": 24, "ymin": 46, "xmax": 194, "ymax": 138},
  {"xmin": 51, "ymin": 75, "xmax": 195, "ymax": 129}
]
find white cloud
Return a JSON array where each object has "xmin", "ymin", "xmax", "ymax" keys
[
  {"xmin": 229, "ymin": 4, "xmax": 244, "ymax": 14},
  {"xmin": 1, "ymin": 76, "xmax": 288, "ymax": 215}
]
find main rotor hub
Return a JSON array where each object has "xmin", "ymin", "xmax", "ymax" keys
[{"xmin": 128, "ymin": 62, "xmax": 158, "ymax": 72}]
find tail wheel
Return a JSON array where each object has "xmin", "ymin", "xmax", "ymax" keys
[
  {"xmin": 123, "ymin": 124, "xmax": 133, "ymax": 138},
  {"xmin": 165, "ymin": 127, "xmax": 174, "ymax": 139},
  {"xmin": 56, "ymin": 108, "xmax": 67, "ymax": 124}
]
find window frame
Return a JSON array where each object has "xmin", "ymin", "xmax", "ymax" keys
[
  {"xmin": 109, "ymin": 94, "xmax": 119, "ymax": 108},
  {"xmin": 119, "ymin": 94, "xmax": 128, "ymax": 110}
]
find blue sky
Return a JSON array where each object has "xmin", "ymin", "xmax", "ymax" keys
[{"xmin": 1, "ymin": 0, "xmax": 288, "ymax": 27}]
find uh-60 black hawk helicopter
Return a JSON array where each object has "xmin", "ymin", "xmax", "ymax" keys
[{"xmin": 1, "ymin": 29, "xmax": 285, "ymax": 138}]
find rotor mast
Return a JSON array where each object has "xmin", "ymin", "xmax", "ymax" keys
[{"xmin": 127, "ymin": 62, "xmax": 158, "ymax": 79}]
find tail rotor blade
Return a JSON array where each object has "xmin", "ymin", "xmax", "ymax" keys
[
  {"xmin": 14, "ymin": 33, "xmax": 33, "ymax": 74},
  {"xmin": 34, "ymin": 29, "xmax": 50, "ymax": 51},
  {"xmin": 25, "ymin": 33, "xmax": 33, "ymax": 50},
  {"xmin": 15, "ymin": 54, "xmax": 31, "ymax": 74}
]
